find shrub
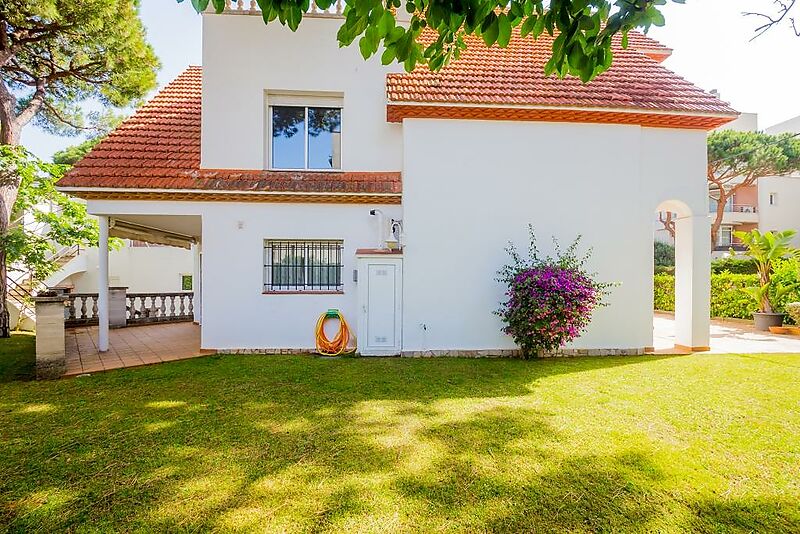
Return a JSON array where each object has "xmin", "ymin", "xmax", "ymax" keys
[
  {"xmin": 734, "ymin": 229, "xmax": 799, "ymax": 313},
  {"xmin": 711, "ymin": 273, "xmax": 759, "ymax": 319},
  {"xmin": 711, "ymin": 257, "xmax": 757, "ymax": 274},
  {"xmin": 654, "ymin": 241, "xmax": 675, "ymax": 267},
  {"xmin": 654, "ymin": 265, "xmax": 675, "ymax": 275},
  {"xmin": 654, "ymin": 273, "xmax": 674, "ymax": 311},
  {"xmin": 770, "ymin": 258, "xmax": 800, "ymax": 317},
  {"xmin": 787, "ymin": 302, "xmax": 800, "ymax": 325},
  {"xmin": 497, "ymin": 229, "xmax": 613, "ymax": 357}
]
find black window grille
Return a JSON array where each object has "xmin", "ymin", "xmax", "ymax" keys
[{"xmin": 264, "ymin": 240, "xmax": 344, "ymax": 292}]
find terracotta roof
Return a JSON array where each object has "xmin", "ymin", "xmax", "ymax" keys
[
  {"xmin": 58, "ymin": 66, "xmax": 202, "ymax": 190},
  {"xmin": 60, "ymin": 31, "xmax": 734, "ymax": 195},
  {"xmin": 386, "ymin": 31, "xmax": 737, "ymax": 128},
  {"xmin": 57, "ymin": 66, "xmax": 401, "ymax": 200}
]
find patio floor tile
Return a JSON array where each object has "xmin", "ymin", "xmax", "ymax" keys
[{"xmin": 64, "ymin": 322, "xmax": 208, "ymax": 376}]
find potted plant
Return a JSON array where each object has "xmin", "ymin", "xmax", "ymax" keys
[{"xmin": 734, "ymin": 229, "xmax": 800, "ymax": 331}]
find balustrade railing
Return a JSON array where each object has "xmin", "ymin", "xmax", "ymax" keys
[
  {"xmin": 65, "ymin": 293, "xmax": 100, "ymax": 326},
  {"xmin": 127, "ymin": 292, "xmax": 194, "ymax": 325},
  {"xmin": 216, "ymin": 0, "xmax": 345, "ymax": 16},
  {"xmin": 64, "ymin": 291, "xmax": 194, "ymax": 327}
]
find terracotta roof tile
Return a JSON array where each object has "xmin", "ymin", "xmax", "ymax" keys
[
  {"xmin": 386, "ymin": 31, "xmax": 736, "ymax": 119},
  {"xmin": 58, "ymin": 66, "xmax": 401, "ymax": 196}
]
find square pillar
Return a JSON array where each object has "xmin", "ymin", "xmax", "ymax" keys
[
  {"xmin": 109, "ymin": 287, "xmax": 128, "ymax": 328},
  {"xmin": 33, "ymin": 295, "xmax": 69, "ymax": 379},
  {"xmin": 674, "ymin": 214, "xmax": 711, "ymax": 351},
  {"xmin": 98, "ymin": 215, "xmax": 110, "ymax": 352}
]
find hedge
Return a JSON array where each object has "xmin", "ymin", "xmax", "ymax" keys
[
  {"xmin": 653, "ymin": 273, "xmax": 675, "ymax": 312},
  {"xmin": 711, "ymin": 257, "xmax": 757, "ymax": 274},
  {"xmin": 654, "ymin": 272, "xmax": 760, "ymax": 319}
]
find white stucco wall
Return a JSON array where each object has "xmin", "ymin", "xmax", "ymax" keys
[
  {"xmin": 766, "ymin": 114, "xmax": 800, "ymax": 135},
  {"xmin": 717, "ymin": 112, "xmax": 758, "ymax": 132},
  {"xmin": 53, "ymin": 245, "xmax": 195, "ymax": 294},
  {"xmin": 758, "ymin": 176, "xmax": 800, "ymax": 244},
  {"xmin": 400, "ymin": 119, "xmax": 708, "ymax": 351},
  {"xmin": 201, "ymin": 14, "xmax": 403, "ymax": 171},
  {"xmin": 87, "ymin": 200, "xmax": 401, "ymax": 350}
]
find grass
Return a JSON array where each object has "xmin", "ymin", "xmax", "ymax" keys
[
  {"xmin": 1, "ymin": 342, "xmax": 799, "ymax": 532},
  {"xmin": 0, "ymin": 333, "xmax": 35, "ymax": 383}
]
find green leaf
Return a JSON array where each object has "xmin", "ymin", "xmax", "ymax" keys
[
  {"xmin": 286, "ymin": 5, "xmax": 303, "ymax": 31},
  {"xmin": 497, "ymin": 14, "xmax": 512, "ymax": 48},
  {"xmin": 481, "ymin": 14, "xmax": 499, "ymax": 47},
  {"xmin": 377, "ymin": 10, "xmax": 394, "ymax": 37},
  {"xmin": 190, "ymin": 0, "xmax": 210, "ymax": 12}
]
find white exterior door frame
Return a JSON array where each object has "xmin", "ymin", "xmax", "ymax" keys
[{"xmin": 356, "ymin": 254, "xmax": 403, "ymax": 356}]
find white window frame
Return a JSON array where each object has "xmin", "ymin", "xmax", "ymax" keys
[
  {"xmin": 719, "ymin": 226, "xmax": 733, "ymax": 246},
  {"xmin": 266, "ymin": 93, "xmax": 343, "ymax": 172}
]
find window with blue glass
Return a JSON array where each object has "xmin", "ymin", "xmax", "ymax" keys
[{"xmin": 270, "ymin": 105, "xmax": 341, "ymax": 170}]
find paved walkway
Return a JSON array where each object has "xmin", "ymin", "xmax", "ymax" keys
[
  {"xmin": 654, "ymin": 312, "xmax": 800, "ymax": 354},
  {"xmin": 65, "ymin": 322, "xmax": 210, "ymax": 376}
]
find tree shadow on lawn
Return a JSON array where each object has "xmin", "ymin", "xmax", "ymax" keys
[{"xmin": 1, "ymin": 353, "xmax": 798, "ymax": 531}]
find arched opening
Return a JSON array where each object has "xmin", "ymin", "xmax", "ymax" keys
[{"xmin": 654, "ymin": 200, "xmax": 711, "ymax": 352}]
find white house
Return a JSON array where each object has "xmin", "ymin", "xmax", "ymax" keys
[{"xmin": 56, "ymin": 5, "xmax": 738, "ymax": 355}]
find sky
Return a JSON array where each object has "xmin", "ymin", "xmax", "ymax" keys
[{"xmin": 20, "ymin": 0, "xmax": 800, "ymax": 160}]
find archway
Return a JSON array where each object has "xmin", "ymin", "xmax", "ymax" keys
[{"xmin": 654, "ymin": 200, "xmax": 711, "ymax": 352}]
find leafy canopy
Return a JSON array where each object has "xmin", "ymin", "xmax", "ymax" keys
[
  {"xmin": 708, "ymin": 130, "xmax": 800, "ymax": 187},
  {"xmin": 0, "ymin": 0, "xmax": 159, "ymax": 139},
  {"xmin": 0, "ymin": 145, "xmax": 102, "ymax": 281},
  {"xmin": 184, "ymin": 0, "xmax": 682, "ymax": 82},
  {"xmin": 52, "ymin": 112, "xmax": 125, "ymax": 165}
]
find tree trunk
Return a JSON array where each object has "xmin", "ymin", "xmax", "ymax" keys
[
  {"xmin": 710, "ymin": 192, "xmax": 729, "ymax": 253},
  {"xmin": 658, "ymin": 211, "xmax": 676, "ymax": 240},
  {"xmin": 0, "ymin": 122, "xmax": 21, "ymax": 338}
]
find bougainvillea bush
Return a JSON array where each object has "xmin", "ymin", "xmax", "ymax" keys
[{"xmin": 497, "ymin": 229, "xmax": 613, "ymax": 358}]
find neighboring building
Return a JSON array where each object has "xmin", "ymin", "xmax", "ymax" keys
[
  {"xmin": 56, "ymin": 5, "xmax": 738, "ymax": 354},
  {"xmin": 708, "ymin": 113, "xmax": 800, "ymax": 253}
]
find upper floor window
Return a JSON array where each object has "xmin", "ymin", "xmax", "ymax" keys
[
  {"xmin": 769, "ymin": 192, "xmax": 777, "ymax": 206},
  {"xmin": 270, "ymin": 105, "xmax": 341, "ymax": 170}
]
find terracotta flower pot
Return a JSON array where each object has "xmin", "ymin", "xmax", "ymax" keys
[{"xmin": 753, "ymin": 312, "xmax": 785, "ymax": 331}]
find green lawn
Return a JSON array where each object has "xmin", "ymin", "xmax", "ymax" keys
[{"xmin": 1, "ymin": 342, "xmax": 799, "ymax": 532}]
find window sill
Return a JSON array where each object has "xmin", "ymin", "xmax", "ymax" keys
[
  {"xmin": 263, "ymin": 290, "xmax": 344, "ymax": 295},
  {"xmin": 267, "ymin": 168, "xmax": 343, "ymax": 173}
]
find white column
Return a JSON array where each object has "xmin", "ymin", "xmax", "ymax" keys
[
  {"xmin": 192, "ymin": 242, "xmax": 202, "ymax": 324},
  {"xmin": 98, "ymin": 216, "xmax": 110, "ymax": 352},
  {"xmin": 674, "ymin": 214, "xmax": 711, "ymax": 351}
]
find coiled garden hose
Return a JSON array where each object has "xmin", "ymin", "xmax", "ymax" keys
[{"xmin": 315, "ymin": 309, "xmax": 355, "ymax": 356}]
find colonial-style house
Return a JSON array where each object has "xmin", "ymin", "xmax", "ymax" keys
[{"xmin": 56, "ymin": 4, "xmax": 738, "ymax": 356}]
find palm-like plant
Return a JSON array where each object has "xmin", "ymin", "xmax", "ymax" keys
[{"xmin": 734, "ymin": 229, "xmax": 800, "ymax": 313}]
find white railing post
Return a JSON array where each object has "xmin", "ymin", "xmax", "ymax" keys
[{"xmin": 98, "ymin": 216, "xmax": 110, "ymax": 352}]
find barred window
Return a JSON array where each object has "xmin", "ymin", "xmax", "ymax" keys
[{"xmin": 264, "ymin": 240, "xmax": 344, "ymax": 292}]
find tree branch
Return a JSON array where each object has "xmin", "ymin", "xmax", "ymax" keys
[
  {"xmin": 744, "ymin": 0, "xmax": 799, "ymax": 39},
  {"xmin": 14, "ymin": 80, "xmax": 46, "ymax": 128},
  {"xmin": 41, "ymin": 99, "xmax": 96, "ymax": 132}
]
